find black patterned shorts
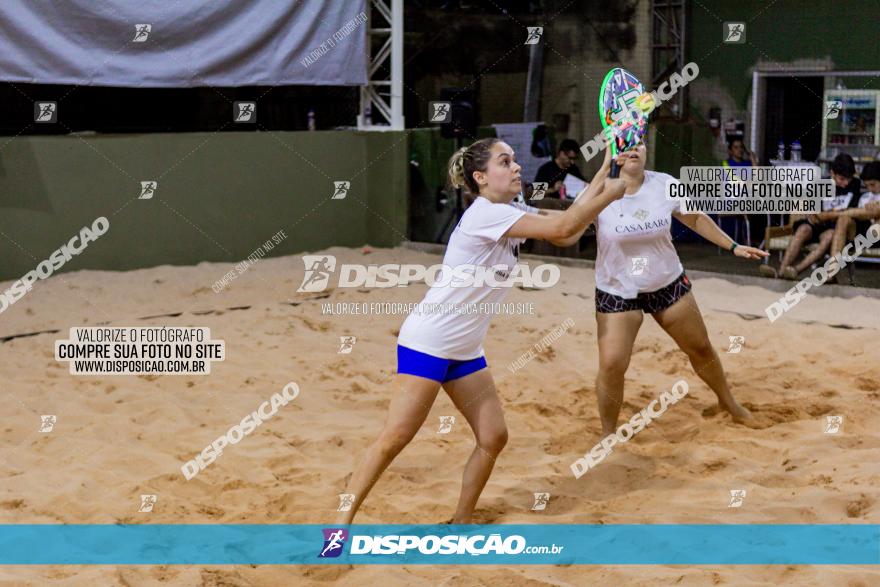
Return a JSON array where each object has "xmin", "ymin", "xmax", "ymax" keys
[{"xmin": 595, "ymin": 272, "xmax": 692, "ymax": 314}]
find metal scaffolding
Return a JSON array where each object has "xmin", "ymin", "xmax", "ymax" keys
[
  {"xmin": 357, "ymin": 0, "xmax": 404, "ymax": 131},
  {"xmin": 651, "ymin": 0, "xmax": 686, "ymax": 119}
]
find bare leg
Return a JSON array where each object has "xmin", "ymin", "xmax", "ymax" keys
[
  {"xmin": 793, "ymin": 229, "xmax": 833, "ymax": 273},
  {"xmin": 443, "ymin": 368, "xmax": 507, "ymax": 524},
  {"xmin": 651, "ymin": 292, "xmax": 752, "ymax": 423},
  {"xmin": 595, "ymin": 309, "xmax": 643, "ymax": 435},
  {"xmin": 830, "ymin": 216, "xmax": 856, "ymax": 283},
  {"xmin": 335, "ymin": 374, "xmax": 441, "ymax": 524},
  {"xmin": 780, "ymin": 223, "xmax": 812, "ymax": 272},
  {"xmin": 831, "ymin": 215, "xmax": 856, "ymax": 256}
]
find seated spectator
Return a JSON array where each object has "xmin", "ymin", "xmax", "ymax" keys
[
  {"xmin": 720, "ymin": 138, "xmax": 759, "ymax": 243},
  {"xmin": 838, "ymin": 159, "xmax": 880, "ymax": 238},
  {"xmin": 722, "ymin": 138, "xmax": 758, "ymax": 167},
  {"xmin": 760, "ymin": 153, "xmax": 862, "ymax": 280},
  {"xmin": 534, "ymin": 138, "xmax": 586, "ymax": 199}
]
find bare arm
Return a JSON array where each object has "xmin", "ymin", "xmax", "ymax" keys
[
  {"xmin": 505, "ymin": 178, "xmax": 624, "ymax": 242},
  {"xmin": 816, "ymin": 210, "xmax": 840, "ymax": 221},
  {"xmin": 506, "ymin": 148, "xmax": 616, "ymax": 245},
  {"xmin": 506, "ymin": 147, "xmax": 622, "ymax": 242},
  {"xmin": 673, "ymin": 211, "xmax": 769, "ymax": 260},
  {"xmin": 672, "ymin": 211, "xmax": 734, "ymax": 248},
  {"xmin": 747, "ymin": 148, "xmax": 759, "ymax": 166},
  {"xmin": 535, "ymin": 175, "xmax": 610, "ymax": 245},
  {"xmin": 841, "ymin": 204, "xmax": 880, "ymax": 220}
]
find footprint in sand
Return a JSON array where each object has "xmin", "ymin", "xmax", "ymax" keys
[
  {"xmin": 846, "ymin": 494, "xmax": 873, "ymax": 518},
  {"xmin": 855, "ymin": 376, "xmax": 879, "ymax": 391},
  {"xmin": 699, "ymin": 460, "xmax": 727, "ymax": 473},
  {"xmin": 197, "ymin": 504, "xmax": 225, "ymax": 518},
  {"xmin": 200, "ymin": 568, "xmax": 251, "ymax": 586},
  {"xmin": 301, "ymin": 566, "xmax": 354, "ymax": 581},
  {"xmin": 297, "ymin": 316, "xmax": 330, "ymax": 332},
  {"xmin": 534, "ymin": 346, "xmax": 557, "ymax": 362},
  {"xmin": 472, "ymin": 503, "xmax": 506, "ymax": 524},
  {"xmin": 350, "ymin": 381, "xmax": 370, "ymax": 394},
  {"xmin": 704, "ymin": 401, "xmax": 834, "ymax": 430}
]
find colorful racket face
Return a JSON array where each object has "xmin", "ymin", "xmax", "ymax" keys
[{"xmin": 599, "ymin": 68, "xmax": 648, "ymax": 169}]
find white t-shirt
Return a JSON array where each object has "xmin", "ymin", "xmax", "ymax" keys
[
  {"xmin": 397, "ymin": 197, "xmax": 537, "ymax": 360},
  {"xmin": 860, "ymin": 191, "xmax": 880, "ymax": 207},
  {"xmin": 595, "ymin": 171, "xmax": 683, "ymax": 299},
  {"xmin": 823, "ymin": 192, "xmax": 855, "ymax": 211}
]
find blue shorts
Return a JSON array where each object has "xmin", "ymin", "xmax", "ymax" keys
[{"xmin": 396, "ymin": 345, "xmax": 487, "ymax": 383}]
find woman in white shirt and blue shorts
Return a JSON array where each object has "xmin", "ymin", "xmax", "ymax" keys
[
  {"xmin": 593, "ymin": 141, "xmax": 768, "ymax": 437},
  {"xmin": 337, "ymin": 138, "xmax": 626, "ymax": 524}
]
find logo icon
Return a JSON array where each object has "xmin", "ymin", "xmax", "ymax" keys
[
  {"xmin": 437, "ymin": 415, "xmax": 456, "ymax": 434},
  {"xmin": 633, "ymin": 208, "xmax": 649, "ymax": 221},
  {"xmin": 728, "ymin": 489, "xmax": 746, "ymax": 508},
  {"xmin": 723, "ymin": 22, "xmax": 746, "ymax": 43},
  {"xmin": 234, "ymin": 102, "xmax": 256, "ymax": 123},
  {"xmin": 331, "ymin": 181, "xmax": 350, "ymax": 200},
  {"xmin": 39, "ymin": 415, "xmax": 56, "ymax": 433},
  {"xmin": 139, "ymin": 181, "xmax": 157, "ymax": 200},
  {"xmin": 727, "ymin": 335, "xmax": 745, "ymax": 354},
  {"xmin": 429, "ymin": 101, "xmax": 451, "ymax": 123},
  {"xmin": 530, "ymin": 182, "xmax": 548, "ymax": 201},
  {"xmin": 298, "ymin": 255, "xmax": 337, "ymax": 292},
  {"xmin": 338, "ymin": 336, "xmax": 357, "ymax": 354},
  {"xmin": 630, "ymin": 257, "xmax": 648, "ymax": 276},
  {"xmin": 319, "ymin": 528, "xmax": 348, "ymax": 558},
  {"xmin": 525, "ymin": 27, "xmax": 543, "ymax": 45},
  {"xmin": 34, "ymin": 102, "xmax": 57, "ymax": 123},
  {"xmin": 132, "ymin": 24, "xmax": 151, "ymax": 42},
  {"xmin": 824, "ymin": 415, "xmax": 843, "ymax": 434},
  {"xmin": 531, "ymin": 492, "xmax": 550, "ymax": 511},
  {"xmin": 825, "ymin": 100, "xmax": 843, "ymax": 119},
  {"xmin": 337, "ymin": 493, "xmax": 355, "ymax": 512},
  {"xmin": 138, "ymin": 494, "xmax": 157, "ymax": 513}
]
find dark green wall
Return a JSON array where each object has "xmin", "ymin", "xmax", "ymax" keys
[
  {"xmin": 408, "ymin": 126, "xmax": 498, "ymax": 243},
  {"xmin": 654, "ymin": 0, "xmax": 880, "ymax": 175},
  {"xmin": 0, "ymin": 130, "xmax": 408, "ymax": 281},
  {"xmin": 690, "ymin": 0, "xmax": 880, "ymax": 108}
]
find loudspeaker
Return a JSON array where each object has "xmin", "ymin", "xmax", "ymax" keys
[{"xmin": 439, "ymin": 88, "xmax": 477, "ymax": 140}]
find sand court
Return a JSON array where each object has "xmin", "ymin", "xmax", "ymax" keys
[{"xmin": 1, "ymin": 246, "xmax": 877, "ymax": 584}]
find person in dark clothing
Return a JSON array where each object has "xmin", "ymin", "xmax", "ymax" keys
[
  {"xmin": 761, "ymin": 153, "xmax": 862, "ymax": 280},
  {"xmin": 534, "ymin": 138, "xmax": 586, "ymax": 198},
  {"xmin": 722, "ymin": 138, "xmax": 758, "ymax": 168}
]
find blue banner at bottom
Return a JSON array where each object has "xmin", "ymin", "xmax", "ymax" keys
[{"xmin": 0, "ymin": 524, "xmax": 877, "ymax": 565}]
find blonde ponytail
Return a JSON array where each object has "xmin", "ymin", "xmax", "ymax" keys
[
  {"xmin": 445, "ymin": 138, "xmax": 500, "ymax": 194},
  {"xmin": 447, "ymin": 146, "xmax": 469, "ymax": 189}
]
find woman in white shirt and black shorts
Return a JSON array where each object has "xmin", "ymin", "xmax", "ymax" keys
[
  {"xmin": 337, "ymin": 138, "xmax": 625, "ymax": 524},
  {"xmin": 593, "ymin": 141, "xmax": 768, "ymax": 437}
]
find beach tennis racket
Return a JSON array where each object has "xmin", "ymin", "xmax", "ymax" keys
[{"xmin": 599, "ymin": 68, "xmax": 650, "ymax": 178}]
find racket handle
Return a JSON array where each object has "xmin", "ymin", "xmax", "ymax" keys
[{"xmin": 610, "ymin": 161, "xmax": 621, "ymax": 178}]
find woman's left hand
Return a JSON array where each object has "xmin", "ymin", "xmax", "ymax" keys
[{"xmin": 733, "ymin": 245, "xmax": 769, "ymax": 260}]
